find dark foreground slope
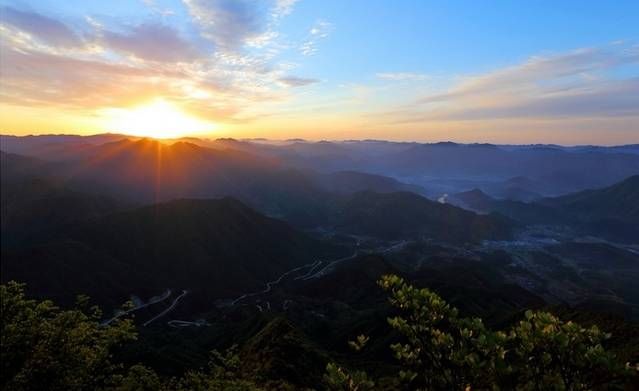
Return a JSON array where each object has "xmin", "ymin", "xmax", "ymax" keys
[{"xmin": 1, "ymin": 198, "xmax": 345, "ymax": 307}]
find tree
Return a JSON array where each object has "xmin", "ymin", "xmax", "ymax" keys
[
  {"xmin": 1, "ymin": 281, "xmax": 136, "ymax": 390},
  {"xmin": 170, "ymin": 346, "xmax": 262, "ymax": 391},
  {"xmin": 3, "ymin": 278, "xmax": 634, "ymax": 391},
  {"xmin": 1, "ymin": 281, "xmax": 263, "ymax": 391},
  {"xmin": 506, "ymin": 310, "xmax": 627, "ymax": 390},
  {"xmin": 324, "ymin": 335, "xmax": 375, "ymax": 391},
  {"xmin": 327, "ymin": 275, "xmax": 635, "ymax": 390},
  {"xmin": 116, "ymin": 365, "xmax": 163, "ymax": 391},
  {"xmin": 324, "ymin": 362, "xmax": 375, "ymax": 391},
  {"xmin": 379, "ymin": 274, "xmax": 507, "ymax": 389}
]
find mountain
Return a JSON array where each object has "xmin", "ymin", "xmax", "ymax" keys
[
  {"xmin": 295, "ymin": 255, "xmax": 400, "ymax": 307},
  {"xmin": 1, "ymin": 177, "xmax": 123, "ymax": 246},
  {"xmin": 239, "ymin": 317, "xmax": 330, "ymax": 388},
  {"xmin": 478, "ymin": 176, "xmax": 544, "ymax": 202},
  {"xmin": 54, "ymin": 139, "xmax": 281, "ymax": 201},
  {"xmin": 542, "ymin": 175, "xmax": 639, "ymax": 221},
  {"xmin": 453, "ymin": 176, "xmax": 639, "ymax": 243},
  {"xmin": 569, "ymin": 144, "xmax": 639, "ymax": 155},
  {"xmin": 541, "ymin": 175, "xmax": 639, "ymax": 242},
  {"xmin": 4, "ymin": 137, "xmax": 638, "ymax": 388},
  {"xmin": 332, "ymin": 191, "xmax": 514, "ymax": 242},
  {"xmin": 1, "ymin": 239, "xmax": 140, "ymax": 308},
  {"xmin": 0, "ymin": 151, "xmax": 53, "ymax": 180},
  {"xmin": 451, "ymin": 188, "xmax": 564, "ymax": 225},
  {"xmin": 242, "ymin": 139, "xmax": 639, "ymax": 195},
  {"xmin": 2, "ymin": 139, "xmax": 326, "ymax": 229},
  {"xmin": 1, "ymin": 152, "xmax": 126, "ymax": 246},
  {"xmin": 452, "ymin": 188, "xmax": 497, "ymax": 212},
  {"xmin": 2, "ymin": 141, "xmax": 432, "ymax": 231},
  {"xmin": 492, "ymin": 186, "xmax": 542, "ymax": 202},
  {"xmin": 5, "ymin": 134, "xmax": 639, "ymax": 197},
  {"xmin": 380, "ymin": 143, "xmax": 639, "ymax": 194},
  {"xmin": 1, "ymin": 198, "xmax": 346, "ymax": 306},
  {"xmin": 0, "ymin": 133, "xmax": 134, "ymax": 161},
  {"xmin": 315, "ymin": 170, "xmax": 425, "ymax": 195}
]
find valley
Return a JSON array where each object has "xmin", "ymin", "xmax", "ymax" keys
[{"xmin": 1, "ymin": 134, "xmax": 638, "ymax": 388}]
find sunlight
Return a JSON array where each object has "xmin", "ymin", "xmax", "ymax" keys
[{"xmin": 101, "ymin": 99, "xmax": 215, "ymax": 139}]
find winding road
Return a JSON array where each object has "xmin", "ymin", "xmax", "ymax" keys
[
  {"xmin": 231, "ymin": 242, "xmax": 406, "ymax": 305},
  {"xmin": 231, "ymin": 260, "xmax": 321, "ymax": 305},
  {"xmin": 301, "ymin": 241, "xmax": 406, "ymax": 281},
  {"xmin": 293, "ymin": 260, "xmax": 322, "ymax": 280},
  {"xmin": 123, "ymin": 241, "xmax": 407, "ymax": 328},
  {"xmin": 102, "ymin": 289, "xmax": 172, "ymax": 326},
  {"xmin": 143, "ymin": 290, "xmax": 188, "ymax": 327},
  {"xmin": 302, "ymin": 252, "xmax": 359, "ymax": 280}
]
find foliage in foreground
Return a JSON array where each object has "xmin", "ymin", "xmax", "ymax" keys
[
  {"xmin": 326, "ymin": 275, "xmax": 637, "ymax": 390},
  {"xmin": 1, "ymin": 281, "xmax": 136, "ymax": 390},
  {"xmin": 0, "ymin": 281, "xmax": 261, "ymax": 391},
  {"xmin": 1, "ymin": 278, "xmax": 637, "ymax": 390}
]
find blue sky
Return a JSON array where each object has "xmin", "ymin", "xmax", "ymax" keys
[
  {"xmin": 290, "ymin": 1, "xmax": 638, "ymax": 78},
  {"xmin": 1, "ymin": 0, "xmax": 638, "ymax": 144}
]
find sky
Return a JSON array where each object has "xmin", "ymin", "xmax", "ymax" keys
[{"xmin": 0, "ymin": 0, "xmax": 638, "ymax": 144}]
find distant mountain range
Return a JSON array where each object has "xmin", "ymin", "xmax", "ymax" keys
[
  {"xmin": 1, "ymin": 137, "xmax": 510, "ymax": 242},
  {"xmin": 3, "ymin": 134, "xmax": 638, "ymax": 196}
]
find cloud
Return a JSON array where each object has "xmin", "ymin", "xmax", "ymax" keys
[
  {"xmin": 278, "ymin": 76, "xmax": 319, "ymax": 87},
  {"xmin": 182, "ymin": 0, "xmax": 299, "ymax": 54},
  {"xmin": 310, "ymin": 20, "xmax": 332, "ymax": 37},
  {"xmin": 0, "ymin": 2, "xmax": 309, "ymax": 125},
  {"xmin": 0, "ymin": 29, "xmax": 294, "ymax": 125},
  {"xmin": 418, "ymin": 46, "xmax": 639, "ymax": 104},
  {"xmin": 376, "ymin": 72, "xmax": 429, "ymax": 81},
  {"xmin": 0, "ymin": 43, "xmax": 183, "ymax": 108},
  {"xmin": 299, "ymin": 41, "xmax": 316, "ymax": 56},
  {"xmin": 273, "ymin": 0, "xmax": 299, "ymax": 19},
  {"xmin": 442, "ymin": 78, "xmax": 639, "ymax": 120},
  {"xmin": 386, "ymin": 44, "xmax": 639, "ymax": 123},
  {"xmin": 183, "ymin": 0, "xmax": 265, "ymax": 51},
  {"xmin": 300, "ymin": 19, "xmax": 332, "ymax": 56},
  {"xmin": 0, "ymin": 6, "xmax": 82, "ymax": 48},
  {"xmin": 102, "ymin": 23, "xmax": 201, "ymax": 62},
  {"xmin": 140, "ymin": 0, "xmax": 175, "ymax": 16},
  {"xmin": 0, "ymin": 40, "xmax": 278, "ymax": 123}
]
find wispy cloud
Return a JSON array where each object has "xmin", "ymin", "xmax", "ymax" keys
[
  {"xmin": 273, "ymin": 0, "xmax": 299, "ymax": 19},
  {"xmin": 0, "ymin": 6, "xmax": 83, "ymax": 48},
  {"xmin": 183, "ymin": 0, "xmax": 266, "ymax": 52},
  {"xmin": 140, "ymin": 0, "xmax": 175, "ymax": 16},
  {"xmin": 309, "ymin": 20, "xmax": 332, "ymax": 37},
  {"xmin": 101, "ymin": 23, "xmax": 201, "ymax": 62},
  {"xmin": 300, "ymin": 19, "xmax": 333, "ymax": 56},
  {"xmin": 381, "ymin": 44, "xmax": 639, "ymax": 124},
  {"xmin": 418, "ymin": 46, "xmax": 638, "ymax": 105}
]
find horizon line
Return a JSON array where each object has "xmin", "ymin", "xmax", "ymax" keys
[{"xmin": 1, "ymin": 132, "xmax": 638, "ymax": 148}]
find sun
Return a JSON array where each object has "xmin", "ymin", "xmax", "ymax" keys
[{"xmin": 102, "ymin": 99, "xmax": 215, "ymax": 139}]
